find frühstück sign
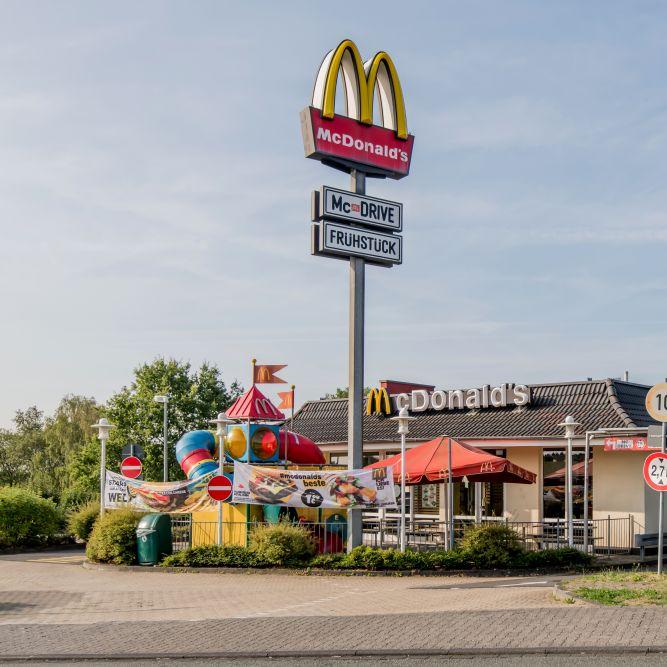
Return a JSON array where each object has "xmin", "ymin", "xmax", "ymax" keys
[
  {"xmin": 314, "ymin": 220, "xmax": 402, "ymax": 265},
  {"xmin": 232, "ymin": 461, "xmax": 397, "ymax": 509}
]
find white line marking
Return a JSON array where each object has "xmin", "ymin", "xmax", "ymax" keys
[{"xmin": 496, "ymin": 580, "xmax": 548, "ymax": 587}]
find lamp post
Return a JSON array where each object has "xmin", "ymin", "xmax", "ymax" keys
[
  {"xmin": 391, "ymin": 406, "xmax": 416, "ymax": 552},
  {"xmin": 558, "ymin": 415, "xmax": 581, "ymax": 548},
  {"xmin": 92, "ymin": 418, "xmax": 114, "ymax": 517},
  {"xmin": 210, "ymin": 412, "xmax": 233, "ymax": 546},
  {"xmin": 154, "ymin": 395, "xmax": 169, "ymax": 482}
]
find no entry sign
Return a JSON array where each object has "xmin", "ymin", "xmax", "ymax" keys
[
  {"xmin": 207, "ymin": 474, "xmax": 233, "ymax": 502},
  {"xmin": 643, "ymin": 452, "xmax": 667, "ymax": 492},
  {"xmin": 120, "ymin": 456, "xmax": 142, "ymax": 479}
]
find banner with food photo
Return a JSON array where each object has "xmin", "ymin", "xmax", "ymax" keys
[
  {"xmin": 232, "ymin": 461, "xmax": 397, "ymax": 509},
  {"xmin": 104, "ymin": 469, "xmax": 218, "ymax": 513}
]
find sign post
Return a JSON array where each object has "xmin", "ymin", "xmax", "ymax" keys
[
  {"xmin": 120, "ymin": 456, "xmax": 142, "ymax": 479},
  {"xmin": 302, "ymin": 39, "xmax": 414, "ymax": 550},
  {"xmin": 644, "ymin": 383, "xmax": 667, "ymax": 574},
  {"xmin": 348, "ymin": 169, "xmax": 365, "ymax": 550}
]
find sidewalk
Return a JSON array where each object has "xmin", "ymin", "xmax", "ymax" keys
[{"xmin": 0, "ymin": 552, "xmax": 664, "ymax": 659}]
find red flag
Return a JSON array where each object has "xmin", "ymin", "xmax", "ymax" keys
[
  {"xmin": 277, "ymin": 389, "xmax": 294, "ymax": 410},
  {"xmin": 253, "ymin": 364, "xmax": 287, "ymax": 384}
]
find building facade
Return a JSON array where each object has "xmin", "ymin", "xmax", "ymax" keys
[{"xmin": 292, "ymin": 379, "xmax": 664, "ymax": 540}]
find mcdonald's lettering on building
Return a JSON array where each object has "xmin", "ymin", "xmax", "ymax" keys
[{"xmin": 301, "ymin": 39, "xmax": 415, "ymax": 179}]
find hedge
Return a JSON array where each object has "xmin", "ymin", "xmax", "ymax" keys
[
  {"xmin": 67, "ymin": 501, "xmax": 100, "ymax": 542},
  {"xmin": 161, "ymin": 544, "xmax": 592, "ymax": 571},
  {"xmin": 0, "ymin": 487, "xmax": 61, "ymax": 548}
]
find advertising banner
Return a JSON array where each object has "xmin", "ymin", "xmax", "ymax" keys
[
  {"xmin": 104, "ymin": 469, "xmax": 218, "ymax": 513},
  {"xmin": 232, "ymin": 461, "xmax": 397, "ymax": 509},
  {"xmin": 603, "ymin": 436, "xmax": 652, "ymax": 452}
]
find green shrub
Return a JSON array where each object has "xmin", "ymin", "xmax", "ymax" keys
[
  {"xmin": 59, "ymin": 488, "xmax": 96, "ymax": 513},
  {"xmin": 86, "ymin": 509, "xmax": 143, "ymax": 565},
  {"xmin": 517, "ymin": 548, "xmax": 593, "ymax": 569},
  {"xmin": 460, "ymin": 524, "xmax": 523, "ymax": 568},
  {"xmin": 67, "ymin": 501, "xmax": 100, "ymax": 542},
  {"xmin": 161, "ymin": 545, "xmax": 264, "ymax": 568},
  {"xmin": 309, "ymin": 552, "xmax": 347, "ymax": 569},
  {"xmin": 249, "ymin": 522, "xmax": 315, "ymax": 566},
  {"xmin": 0, "ymin": 487, "xmax": 61, "ymax": 548},
  {"xmin": 424, "ymin": 549, "xmax": 468, "ymax": 570}
]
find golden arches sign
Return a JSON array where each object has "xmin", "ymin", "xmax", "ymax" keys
[
  {"xmin": 366, "ymin": 388, "xmax": 392, "ymax": 416},
  {"xmin": 311, "ymin": 39, "xmax": 408, "ymax": 140}
]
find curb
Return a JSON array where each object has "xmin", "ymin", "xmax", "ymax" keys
[
  {"xmin": 82, "ymin": 560, "xmax": 590, "ymax": 578},
  {"xmin": 1, "ymin": 646, "xmax": 666, "ymax": 661}
]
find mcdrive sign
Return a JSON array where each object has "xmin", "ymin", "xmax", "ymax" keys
[{"xmin": 313, "ymin": 186, "xmax": 402, "ymax": 232}]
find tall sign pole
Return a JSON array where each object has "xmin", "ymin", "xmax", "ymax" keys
[
  {"xmin": 348, "ymin": 169, "xmax": 366, "ymax": 549},
  {"xmin": 302, "ymin": 39, "xmax": 415, "ymax": 550},
  {"xmin": 644, "ymin": 383, "xmax": 667, "ymax": 573}
]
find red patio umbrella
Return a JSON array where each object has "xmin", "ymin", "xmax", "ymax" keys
[{"xmin": 365, "ymin": 436, "xmax": 536, "ymax": 485}]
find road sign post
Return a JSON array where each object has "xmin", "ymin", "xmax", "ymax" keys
[
  {"xmin": 645, "ymin": 383, "xmax": 667, "ymax": 574},
  {"xmin": 120, "ymin": 456, "xmax": 143, "ymax": 479},
  {"xmin": 207, "ymin": 474, "xmax": 233, "ymax": 502}
]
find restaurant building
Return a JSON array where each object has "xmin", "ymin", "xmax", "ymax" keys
[{"xmin": 292, "ymin": 378, "xmax": 663, "ymax": 546}]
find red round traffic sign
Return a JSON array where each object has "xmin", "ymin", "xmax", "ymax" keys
[
  {"xmin": 121, "ymin": 456, "xmax": 142, "ymax": 479},
  {"xmin": 643, "ymin": 452, "xmax": 667, "ymax": 492},
  {"xmin": 207, "ymin": 474, "xmax": 233, "ymax": 502}
]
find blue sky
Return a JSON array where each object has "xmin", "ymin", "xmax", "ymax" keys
[{"xmin": 1, "ymin": 1, "xmax": 666, "ymax": 426}]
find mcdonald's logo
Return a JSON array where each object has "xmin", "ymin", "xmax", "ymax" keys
[
  {"xmin": 301, "ymin": 39, "xmax": 415, "ymax": 180},
  {"xmin": 312, "ymin": 39, "xmax": 408, "ymax": 140},
  {"xmin": 366, "ymin": 387, "xmax": 392, "ymax": 416}
]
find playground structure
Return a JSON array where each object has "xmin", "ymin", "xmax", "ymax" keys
[{"xmin": 174, "ymin": 385, "xmax": 347, "ymax": 552}]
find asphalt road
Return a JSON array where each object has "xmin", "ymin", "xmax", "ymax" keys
[{"xmin": 3, "ymin": 656, "xmax": 666, "ymax": 666}]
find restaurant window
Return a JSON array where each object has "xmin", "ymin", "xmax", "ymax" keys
[
  {"xmin": 452, "ymin": 481, "xmax": 503, "ymax": 517},
  {"xmin": 542, "ymin": 449, "xmax": 592, "ymax": 520},
  {"xmin": 329, "ymin": 454, "xmax": 347, "ymax": 467}
]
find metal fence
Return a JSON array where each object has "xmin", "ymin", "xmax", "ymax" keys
[
  {"xmin": 170, "ymin": 514, "xmax": 640, "ymax": 554},
  {"xmin": 362, "ymin": 516, "xmax": 640, "ymax": 554}
]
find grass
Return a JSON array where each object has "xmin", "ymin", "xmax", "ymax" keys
[{"xmin": 563, "ymin": 569, "xmax": 666, "ymax": 606}]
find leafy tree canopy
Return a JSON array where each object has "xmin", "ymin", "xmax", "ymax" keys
[
  {"xmin": 320, "ymin": 387, "xmax": 372, "ymax": 400},
  {"xmin": 100, "ymin": 358, "xmax": 243, "ymax": 483}
]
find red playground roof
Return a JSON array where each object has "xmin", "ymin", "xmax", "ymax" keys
[{"xmin": 225, "ymin": 385, "xmax": 285, "ymax": 421}]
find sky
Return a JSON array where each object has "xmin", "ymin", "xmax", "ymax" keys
[{"xmin": 1, "ymin": 1, "xmax": 667, "ymax": 427}]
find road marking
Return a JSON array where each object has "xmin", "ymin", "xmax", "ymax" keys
[{"xmin": 496, "ymin": 580, "xmax": 548, "ymax": 587}]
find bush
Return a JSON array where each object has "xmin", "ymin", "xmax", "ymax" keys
[
  {"xmin": 67, "ymin": 501, "xmax": 99, "ymax": 542},
  {"xmin": 517, "ymin": 548, "xmax": 593, "ymax": 569},
  {"xmin": 161, "ymin": 545, "xmax": 265, "ymax": 568},
  {"xmin": 0, "ymin": 487, "xmax": 61, "ymax": 548},
  {"xmin": 86, "ymin": 509, "xmax": 143, "ymax": 565},
  {"xmin": 249, "ymin": 522, "xmax": 316, "ymax": 566},
  {"xmin": 460, "ymin": 524, "xmax": 523, "ymax": 569}
]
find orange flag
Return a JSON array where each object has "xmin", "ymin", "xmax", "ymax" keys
[
  {"xmin": 253, "ymin": 363, "xmax": 287, "ymax": 384},
  {"xmin": 277, "ymin": 388, "xmax": 294, "ymax": 410}
]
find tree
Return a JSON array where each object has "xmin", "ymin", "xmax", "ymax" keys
[
  {"xmin": 0, "ymin": 407, "xmax": 45, "ymax": 489},
  {"xmin": 321, "ymin": 387, "xmax": 372, "ymax": 400},
  {"xmin": 90, "ymin": 358, "xmax": 243, "ymax": 484}
]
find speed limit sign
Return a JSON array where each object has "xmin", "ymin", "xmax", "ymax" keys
[
  {"xmin": 643, "ymin": 452, "xmax": 667, "ymax": 492},
  {"xmin": 645, "ymin": 383, "xmax": 667, "ymax": 422}
]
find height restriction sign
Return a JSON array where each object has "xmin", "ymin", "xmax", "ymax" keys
[{"xmin": 643, "ymin": 452, "xmax": 667, "ymax": 492}]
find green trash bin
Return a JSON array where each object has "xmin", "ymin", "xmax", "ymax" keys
[{"xmin": 136, "ymin": 514, "xmax": 172, "ymax": 565}]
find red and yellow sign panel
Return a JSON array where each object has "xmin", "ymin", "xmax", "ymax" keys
[{"xmin": 302, "ymin": 38, "xmax": 414, "ymax": 179}]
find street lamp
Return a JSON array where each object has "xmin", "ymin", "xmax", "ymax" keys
[
  {"xmin": 154, "ymin": 395, "xmax": 169, "ymax": 482},
  {"xmin": 558, "ymin": 415, "xmax": 581, "ymax": 548},
  {"xmin": 391, "ymin": 406, "xmax": 416, "ymax": 552},
  {"xmin": 91, "ymin": 418, "xmax": 115, "ymax": 517},
  {"xmin": 210, "ymin": 412, "xmax": 234, "ymax": 547}
]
